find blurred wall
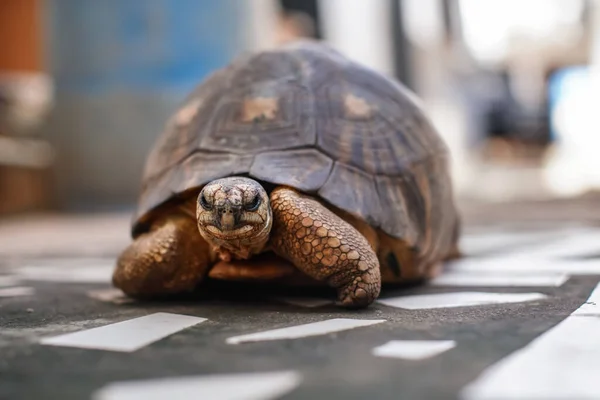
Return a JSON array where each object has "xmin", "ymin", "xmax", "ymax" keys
[
  {"xmin": 42, "ymin": 0, "xmax": 273, "ymax": 211},
  {"xmin": 0, "ymin": 0, "xmax": 50, "ymax": 216},
  {"xmin": 318, "ymin": 0, "xmax": 395, "ymax": 76},
  {"xmin": 0, "ymin": 0, "xmax": 43, "ymax": 72}
]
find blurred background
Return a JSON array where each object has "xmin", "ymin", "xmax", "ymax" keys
[{"xmin": 1, "ymin": 0, "xmax": 600, "ymax": 226}]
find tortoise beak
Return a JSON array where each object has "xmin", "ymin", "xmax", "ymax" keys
[{"xmin": 215, "ymin": 203, "xmax": 242, "ymax": 231}]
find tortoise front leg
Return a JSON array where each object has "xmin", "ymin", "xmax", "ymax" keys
[
  {"xmin": 113, "ymin": 214, "xmax": 213, "ymax": 298},
  {"xmin": 269, "ymin": 187, "xmax": 381, "ymax": 308}
]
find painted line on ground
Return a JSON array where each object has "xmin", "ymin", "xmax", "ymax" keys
[
  {"xmin": 430, "ymin": 271, "xmax": 568, "ymax": 287},
  {"xmin": 92, "ymin": 371, "xmax": 302, "ymax": 400},
  {"xmin": 226, "ymin": 318, "xmax": 386, "ymax": 345},
  {"xmin": 572, "ymin": 283, "xmax": 600, "ymax": 316},
  {"xmin": 40, "ymin": 312, "xmax": 206, "ymax": 352},
  {"xmin": 372, "ymin": 340, "xmax": 456, "ymax": 360},
  {"xmin": 446, "ymin": 257, "xmax": 600, "ymax": 275},
  {"xmin": 508, "ymin": 230, "xmax": 600, "ymax": 259},
  {"xmin": 461, "ymin": 282, "xmax": 600, "ymax": 400},
  {"xmin": 0, "ymin": 276, "xmax": 21, "ymax": 287},
  {"xmin": 0, "ymin": 286, "xmax": 34, "ymax": 297},
  {"xmin": 11, "ymin": 258, "xmax": 114, "ymax": 283},
  {"xmin": 377, "ymin": 292, "xmax": 546, "ymax": 310},
  {"xmin": 459, "ymin": 231, "xmax": 563, "ymax": 256},
  {"xmin": 15, "ymin": 265, "xmax": 113, "ymax": 283}
]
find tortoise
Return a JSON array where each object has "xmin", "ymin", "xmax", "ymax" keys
[{"xmin": 112, "ymin": 40, "xmax": 461, "ymax": 308}]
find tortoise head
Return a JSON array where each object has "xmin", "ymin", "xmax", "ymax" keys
[{"xmin": 196, "ymin": 177, "xmax": 272, "ymax": 257}]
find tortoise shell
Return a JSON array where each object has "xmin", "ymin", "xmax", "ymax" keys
[{"xmin": 133, "ymin": 41, "xmax": 458, "ymax": 256}]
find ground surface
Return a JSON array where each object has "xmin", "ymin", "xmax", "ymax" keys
[{"xmin": 1, "ymin": 201, "xmax": 600, "ymax": 400}]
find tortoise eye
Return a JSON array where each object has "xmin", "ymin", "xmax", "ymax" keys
[
  {"xmin": 199, "ymin": 193, "xmax": 212, "ymax": 210},
  {"xmin": 245, "ymin": 195, "xmax": 261, "ymax": 211}
]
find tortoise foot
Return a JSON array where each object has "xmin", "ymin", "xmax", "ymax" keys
[
  {"xmin": 113, "ymin": 214, "xmax": 212, "ymax": 298},
  {"xmin": 269, "ymin": 186, "xmax": 381, "ymax": 308}
]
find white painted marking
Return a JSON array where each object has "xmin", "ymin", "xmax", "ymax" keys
[
  {"xmin": 87, "ymin": 288, "xmax": 134, "ymax": 304},
  {"xmin": 0, "ymin": 286, "xmax": 34, "ymax": 297},
  {"xmin": 377, "ymin": 292, "xmax": 546, "ymax": 310},
  {"xmin": 461, "ymin": 283, "xmax": 600, "ymax": 400},
  {"xmin": 572, "ymin": 284, "xmax": 600, "ymax": 316},
  {"xmin": 372, "ymin": 340, "xmax": 456, "ymax": 360},
  {"xmin": 459, "ymin": 232, "xmax": 523, "ymax": 255},
  {"xmin": 0, "ymin": 276, "xmax": 21, "ymax": 287},
  {"xmin": 17, "ymin": 265, "xmax": 112, "ymax": 283},
  {"xmin": 460, "ymin": 231, "xmax": 562, "ymax": 256},
  {"xmin": 430, "ymin": 272, "xmax": 568, "ymax": 287},
  {"xmin": 14, "ymin": 257, "xmax": 113, "ymax": 268},
  {"xmin": 273, "ymin": 297, "xmax": 333, "ymax": 308},
  {"xmin": 226, "ymin": 318, "xmax": 386, "ymax": 345},
  {"xmin": 11, "ymin": 258, "xmax": 113, "ymax": 283},
  {"xmin": 40, "ymin": 312, "xmax": 206, "ymax": 352},
  {"xmin": 92, "ymin": 371, "xmax": 301, "ymax": 400},
  {"xmin": 511, "ymin": 230, "xmax": 600, "ymax": 259},
  {"xmin": 446, "ymin": 257, "xmax": 600, "ymax": 275}
]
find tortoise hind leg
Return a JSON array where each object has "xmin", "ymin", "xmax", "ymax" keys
[
  {"xmin": 113, "ymin": 214, "xmax": 213, "ymax": 298},
  {"xmin": 377, "ymin": 232, "xmax": 429, "ymax": 283},
  {"xmin": 269, "ymin": 187, "xmax": 381, "ymax": 308},
  {"xmin": 377, "ymin": 213, "xmax": 462, "ymax": 283}
]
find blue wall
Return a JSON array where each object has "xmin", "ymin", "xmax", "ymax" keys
[
  {"xmin": 43, "ymin": 0, "xmax": 247, "ymax": 210},
  {"xmin": 47, "ymin": 0, "xmax": 242, "ymax": 95}
]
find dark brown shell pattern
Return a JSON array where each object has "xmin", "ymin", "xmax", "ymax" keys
[{"xmin": 134, "ymin": 41, "xmax": 459, "ymax": 260}]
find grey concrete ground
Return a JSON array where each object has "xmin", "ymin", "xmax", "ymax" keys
[{"xmin": 1, "ymin": 199, "xmax": 599, "ymax": 400}]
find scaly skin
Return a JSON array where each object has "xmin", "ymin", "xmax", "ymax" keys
[
  {"xmin": 269, "ymin": 187, "xmax": 381, "ymax": 308},
  {"xmin": 113, "ymin": 213, "xmax": 213, "ymax": 297},
  {"xmin": 196, "ymin": 177, "xmax": 272, "ymax": 261},
  {"xmin": 114, "ymin": 179, "xmax": 389, "ymax": 308}
]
